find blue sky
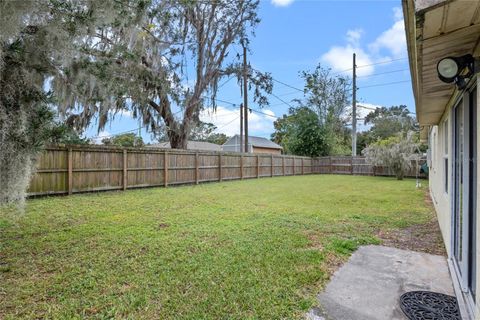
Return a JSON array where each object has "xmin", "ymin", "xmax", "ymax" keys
[{"xmin": 86, "ymin": 0, "xmax": 413, "ymax": 143}]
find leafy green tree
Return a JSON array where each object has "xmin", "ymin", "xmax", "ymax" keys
[
  {"xmin": 272, "ymin": 107, "xmax": 329, "ymax": 157},
  {"xmin": 272, "ymin": 64, "xmax": 351, "ymax": 156},
  {"xmin": 49, "ymin": 123, "xmax": 90, "ymax": 145},
  {"xmin": 299, "ymin": 65, "xmax": 351, "ymax": 127},
  {"xmin": 293, "ymin": 64, "xmax": 352, "ymax": 155},
  {"xmin": 357, "ymin": 105, "xmax": 424, "ymax": 155},
  {"xmin": 190, "ymin": 122, "xmax": 218, "ymax": 142},
  {"xmin": 170, "ymin": 121, "xmax": 229, "ymax": 146},
  {"xmin": 356, "ymin": 131, "xmax": 374, "ymax": 156},
  {"xmin": 205, "ymin": 133, "xmax": 229, "ymax": 145},
  {"xmin": 364, "ymin": 105, "xmax": 418, "ymax": 140},
  {"xmin": 102, "ymin": 133, "xmax": 144, "ymax": 148}
]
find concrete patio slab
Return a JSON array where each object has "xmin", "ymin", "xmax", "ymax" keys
[{"xmin": 307, "ymin": 245, "xmax": 455, "ymax": 320}]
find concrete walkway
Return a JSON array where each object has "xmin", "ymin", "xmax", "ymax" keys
[{"xmin": 307, "ymin": 245, "xmax": 455, "ymax": 320}]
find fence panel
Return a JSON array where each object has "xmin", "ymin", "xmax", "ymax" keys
[
  {"xmin": 331, "ymin": 156, "xmax": 352, "ymax": 175},
  {"xmin": 27, "ymin": 146, "xmax": 426, "ymax": 196}
]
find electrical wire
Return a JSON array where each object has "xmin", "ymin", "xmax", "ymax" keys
[
  {"xmin": 357, "ymin": 68, "xmax": 409, "ymax": 78},
  {"xmin": 215, "ymin": 115, "xmax": 240, "ymax": 131},
  {"xmin": 359, "ymin": 80, "xmax": 410, "ymax": 89},
  {"xmin": 271, "ymin": 78, "xmax": 304, "ymax": 92},
  {"xmin": 269, "ymin": 92, "xmax": 296, "ymax": 109},
  {"xmin": 330, "ymin": 57, "xmax": 408, "ymax": 75},
  {"xmin": 90, "ymin": 70, "xmax": 411, "ymax": 140},
  {"xmin": 357, "ymin": 57, "xmax": 408, "ymax": 69}
]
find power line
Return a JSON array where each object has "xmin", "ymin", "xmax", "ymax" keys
[
  {"xmin": 331, "ymin": 57, "xmax": 408, "ymax": 75},
  {"xmin": 357, "ymin": 68, "xmax": 409, "ymax": 78},
  {"xmin": 357, "ymin": 105, "xmax": 377, "ymax": 111},
  {"xmin": 215, "ymin": 115, "xmax": 240, "ymax": 131},
  {"xmin": 357, "ymin": 57, "xmax": 408, "ymax": 69},
  {"xmin": 271, "ymin": 78, "xmax": 304, "ymax": 92},
  {"xmin": 269, "ymin": 92, "xmax": 296, "ymax": 109},
  {"xmin": 359, "ymin": 80, "xmax": 410, "ymax": 89},
  {"xmin": 277, "ymin": 90, "xmax": 303, "ymax": 97},
  {"xmin": 91, "ymin": 126, "xmax": 148, "ymax": 139},
  {"xmin": 253, "ymin": 60, "xmax": 408, "ymax": 105},
  {"xmin": 218, "ymin": 76, "xmax": 234, "ymax": 89},
  {"xmin": 250, "ymin": 108, "xmax": 278, "ymax": 119}
]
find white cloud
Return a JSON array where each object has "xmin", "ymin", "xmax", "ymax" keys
[
  {"xmin": 342, "ymin": 102, "xmax": 383, "ymax": 131},
  {"xmin": 322, "ymin": 45, "xmax": 374, "ymax": 77},
  {"xmin": 393, "ymin": 7, "xmax": 403, "ymax": 22},
  {"xmin": 346, "ymin": 29, "xmax": 363, "ymax": 47},
  {"xmin": 200, "ymin": 106, "xmax": 276, "ymax": 137},
  {"xmin": 369, "ymin": 18, "xmax": 406, "ymax": 59},
  {"xmin": 321, "ymin": 7, "xmax": 407, "ymax": 76},
  {"xmin": 271, "ymin": 0, "xmax": 294, "ymax": 7}
]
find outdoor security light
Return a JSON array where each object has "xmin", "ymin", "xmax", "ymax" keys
[{"xmin": 437, "ymin": 54, "xmax": 475, "ymax": 89}]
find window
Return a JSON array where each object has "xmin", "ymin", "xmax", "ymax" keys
[
  {"xmin": 443, "ymin": 119, "xmax": 449, "ymax": 193},
  {"xmin": 433, "ymin": 131, "xmax": 437, "ymax": 170}
]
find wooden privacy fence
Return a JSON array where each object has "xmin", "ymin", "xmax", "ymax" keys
[
  {"xmin": 27, "ymin": 146, "xmax": 425, "ymax": 196},
  {"xmin": 312, "ymin": 156, "xmax": 424, "ymax": 177}
]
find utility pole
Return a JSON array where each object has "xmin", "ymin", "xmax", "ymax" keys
[
  {"xmin": 352, "ymin": 53, "xmax": 357, "ymax": 157},
  {"xmin": 242, "ymin": 41, "xmax": 249, "ymax": 153},
  {"xmin": 240, "ymin": 103, "xmax": 243, "ymax": 153}
]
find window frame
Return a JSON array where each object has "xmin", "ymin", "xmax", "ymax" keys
[{"xmin": 443, "ymin": 119, "xmax": 449, "ymax": 194}]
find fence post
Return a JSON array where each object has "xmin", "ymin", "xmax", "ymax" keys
[
  {"xmin": 123, "ymin": 149, "xmax": 127, "ymax": 190},
  {"xmin": 195, "ymin": 152, "xmax": 199, "ymax": 184},
  {"xmin": 257, "ymin": 155, "xmax": 260, "ymax": 178},
  {"xmin": 282, "ymin": 156, "xmax": 285, "ymax": 176},
  {"xmin": 329, "ymin": 156, "xmax": 332, "ymax": 174},
  {"xmin": 292, "ymin": 156, "xmax": 296, "ymax": 175},
  {"xmin": 351, "ymin": 157, "xmax": 354, "ymax": 175},
  {"xmin": 373, "ymin": 165, "xmax": 376, "ymax": 176},
  {"xmin": 68, "ymin": 148, "xmax": 73, "ymax": 195},
  {"xmin": 219, "ymin": 153, "xmax": 223, "ymax": 182},
  {"xmin": 240, "ymin": 155, "xmax": 244, "ymax": 179},
  {"xmin": 271, "ymin": 154, "xmax": 274, "ymax": 177},
  {"xmin": 302, "ymin": 158, "xmax": 304, "ymax": 175},
  {"xmin": 164, "ymin": 151, "xmax": 168, "ymax": 187}
]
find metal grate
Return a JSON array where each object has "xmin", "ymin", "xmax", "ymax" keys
[{"xmin": 400, "ymin": 291, "xmax": 461, "ymax": 320}]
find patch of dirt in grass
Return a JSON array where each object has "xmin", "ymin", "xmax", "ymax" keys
[
  {"xmin": 377, "ymin": 192, "xmax": 446, "ymax": 256},
  {"xmin": 305, "ymin": 232, "xmax": 324, "ymax": 251}
]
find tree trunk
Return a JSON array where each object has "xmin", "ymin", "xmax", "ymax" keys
[
  {"xmin": 168, "ymin": 129, "xmax": 188, "ymax": 149},
  {"xmin": 148, "ymin": 98, "xmax": 190, "ymax": 149}
]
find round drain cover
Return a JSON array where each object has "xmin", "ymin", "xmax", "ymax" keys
[{"xmin": 400, "ymin": 291, "xmax": 461, "ymax": 320}]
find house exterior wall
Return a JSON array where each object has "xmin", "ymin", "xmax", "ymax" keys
[
  {"xmin": 428, "ymin": 75, "xmax": 480, "ymax": 318},
  {"xmin": 428, "ymin": 115, "xmax": 451, "ymax": 257},
  {"xmin": 252, "ymin": 146, "xmax": 282, "ymax": 155}
]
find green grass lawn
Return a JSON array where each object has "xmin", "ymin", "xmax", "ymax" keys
[{"xmin": 0, "ymin": 175, "xmax": 435, "ymax": 319}]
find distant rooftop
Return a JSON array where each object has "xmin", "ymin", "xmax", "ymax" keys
[
  {"xmin": 223, "ymin": 135, "xmax": 282, "ymax": 149},
  {"xmin": 150, "ymin": 140, "xmax": 222, "ymax": 151}
]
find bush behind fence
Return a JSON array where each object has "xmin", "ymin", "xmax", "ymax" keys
[{"xmin": 28, "ymin": 145, "xmax": 425, "ymax": 196}]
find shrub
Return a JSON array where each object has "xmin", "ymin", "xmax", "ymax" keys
[{"xmin": 363, "ymin": 132, "xmax": 420, "ymax": 180}]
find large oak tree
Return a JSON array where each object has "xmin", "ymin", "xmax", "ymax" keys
[{"xmin": 1, "ymin": 0, "xmax": 271, "ymax": 204}]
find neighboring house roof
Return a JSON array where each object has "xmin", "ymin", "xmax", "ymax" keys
[
  {"xmin": 223, "ymin": 135, "xmax": 282, "ymax": 150},
  {"xmin": 150, "ymin": 141, "xmax": 222, "ymax": 151}
]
